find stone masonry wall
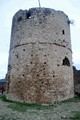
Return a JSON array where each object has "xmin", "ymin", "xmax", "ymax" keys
[
  {"xmin": 6, "ymin": 8, "xmax": 74, "ymax": 104},
  {"xmin": 73, "ymin": 66, "xmax": 80, "ymax": 96}
]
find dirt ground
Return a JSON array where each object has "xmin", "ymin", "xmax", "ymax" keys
[{"xmin": 0, "ymin": 96, "xmax": 80, "ymax": 120}]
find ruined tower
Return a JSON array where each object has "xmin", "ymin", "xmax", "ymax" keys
[{"xmin": 6, "ymin": 8, "xmax": 74, "ymax": 103}]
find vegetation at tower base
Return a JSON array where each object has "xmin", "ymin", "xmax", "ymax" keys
[{"xmin": 6, "ymin": 7, "xmax": 74, "ymax": 103}]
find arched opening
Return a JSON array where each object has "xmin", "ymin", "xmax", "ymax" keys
[{"xmin": 62, "ymin": 57, "xmax": 70, "ymax": 66}]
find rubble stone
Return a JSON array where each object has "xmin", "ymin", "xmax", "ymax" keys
[{"xmin": 6, "ymin": 8, "xmax": 74, "ymax": 104}]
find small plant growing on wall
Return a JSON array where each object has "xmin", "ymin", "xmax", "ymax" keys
[{"xmin": 67, "ymin": 19, "xmax": 74, "ymax": 25}]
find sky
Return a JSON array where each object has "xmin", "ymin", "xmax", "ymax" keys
[{"xmin": 0, "ymin": 0, "xmax": 80, "ymax": 79}]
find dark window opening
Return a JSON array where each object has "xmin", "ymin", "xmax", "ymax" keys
[
  {"xmin": 44, "ymin": 62, "xmax": 46, "ymax": 64},
  {"xmin": 62, "ymin": 30, "xmax": 65, "ymax": 35},
  {"xmin": 15, "ymin": 54, "xmax": 18, "ymax": 58},
  {"xmin": 57, "ymin": 64, "xmax": 59, "ymax": 66},
  {"xmin": 23, "ymin": 74, "xmax": 25, "ymax": 77},
  {"xmin": 30, "ymin": 62, "xmax": 32, "ymax": 64},
  {"xmin": 31, "ymin": 54, "xmax": 33, "ymax": 57},
  {"xmin": 44, "ymin": 73, "xmax": 46, "ymax": 75},
  {"xmin": 44, "ymin": 55, "xmax": 46, "ymax": 57},
  {"xmin": 17, "ymin": 16, "xmax": 22, "ymax": 22},
  {"xmin": 62, "ymin": 57, "xmax": 70, "ymax": 66},
  {"xmin": 27, "ymin": 12, "xmax": 31, "ymax": 19},
  {"xmin": 23, "ymin": 49, "xmax": 25, "ymax": 51},
  {"xmin": 53, "ymin": 75, "xmax": 55, "ymax": 77}
]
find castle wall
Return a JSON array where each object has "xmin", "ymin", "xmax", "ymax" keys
[{"xmin": 6, "ymin": 8, "xmax": 74, "ymax": 103}]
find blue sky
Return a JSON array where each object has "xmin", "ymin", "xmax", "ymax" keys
[{"xmin": 0, "ymin": 0, "xmax": 80, "ymax": 79}]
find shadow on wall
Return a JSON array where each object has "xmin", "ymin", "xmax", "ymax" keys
[
  {"xmin": 73, "ymin": 66, "xmax": 80, "ymax": 96},
  {"xmin": 0, "ymin": 79, "xmax": 6, "ymax": 94}
]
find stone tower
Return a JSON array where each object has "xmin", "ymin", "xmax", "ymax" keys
[{"xmin": 6, "ymin": 8, "xmax": 74, "ymax": 104}]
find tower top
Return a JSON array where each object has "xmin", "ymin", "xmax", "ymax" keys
[{"xmin": 13, "ymin": 7, "xmax": 68, "ymax": 20}]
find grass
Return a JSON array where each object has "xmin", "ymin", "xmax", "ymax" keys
[
  {"xmin": 74, "ymin": 112, "xmax": 80, "ymax": 120},
  {"xmin": 60, "ymin": 96, "xmax": 80, "ymax": 104},
  {"xmin": 0, "ymin": 95, "xmax": 80, "ymax": 112},
  {"xmin": 0, "ymin": 95, "xmax": 80, "ymax": 119},
  {"xmin": 69, "ymin": 112, "xmax": 80, "ymax": 120},
  {"xmin": 0, "ymin": 115, "xmax": 17, "ymax": 120},
  {"xmin": 0, "ymin": 95, "xmax": 14, "ymax": 103},
  {"xmin": 0, "ymin": 95, "xmax": 56, "ymax": 112}
]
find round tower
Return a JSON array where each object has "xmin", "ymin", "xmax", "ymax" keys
[{"xmin": 6, "ymin": 8, "xmax": 74, "ymax": 103}]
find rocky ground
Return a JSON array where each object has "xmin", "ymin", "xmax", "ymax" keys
[{"xmin": 0, "ymin": 95, "xmax": 80, "ymax": 120}]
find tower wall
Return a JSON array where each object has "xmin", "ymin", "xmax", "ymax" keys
[{"xmin": 6, "ymin": 8, "xmax": 74, "ymax": 103}]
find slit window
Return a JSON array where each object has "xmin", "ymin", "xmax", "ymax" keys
[
  {"xmin": 62, "ymin": 30, "xmax": 65, "ymax": 35},
  {"xmin": 37, "ymin": 74, "xmax": 39, "ymax": 77}
]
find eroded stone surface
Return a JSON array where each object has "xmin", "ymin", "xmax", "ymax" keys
[{"xmin": 6, "ymin": 7, "xmax": 74, "ymax": 103}]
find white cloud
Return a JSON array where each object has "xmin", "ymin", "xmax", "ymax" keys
[{"xmin": 68, "ymin": 0, "xmax": 80, "ymax": 9}]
